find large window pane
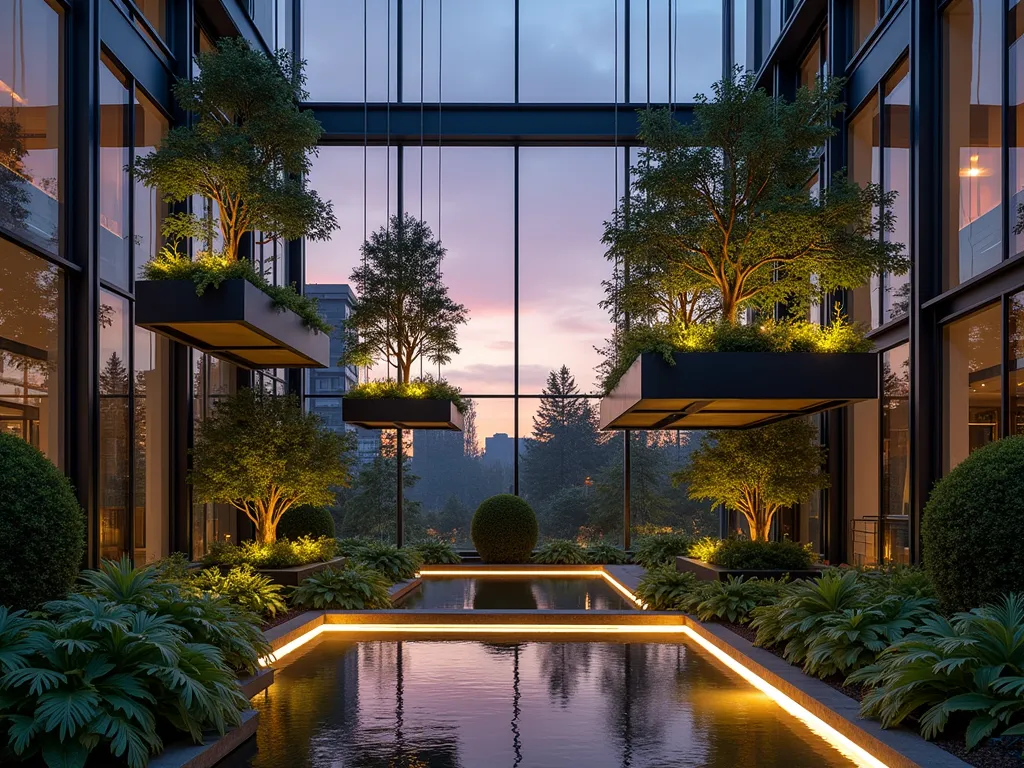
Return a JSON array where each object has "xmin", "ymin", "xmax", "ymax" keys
[
  {"xmin": 519, "ymin": 148, "xmax": 619, "ymax": 394},
  {"xmin": 629, "ymin": 0, "xmax": 722, "ymax": 102},
  {"xmin": 133, "ymin": 328, "xmax": 168, "ymax": 564},
  {"xmin": 944, "ymin": 303, "xmax": 1002, "ymax": 472},
  {"xmin": 848, "ymin": 399, "xmax": 879, "ymax": 566},
  {"xmin": 0, "ymin": 238, "xmax": 63, "ymax": 464},
  {"xmin": 943, "ymin": 0, "xmax": 1002, "ymax": 289},
  {"xmin": 883, "ymin": 60, "xmax": 911, "ymax": 321},
  {"xmin": 518, "ymin": 0, "xmax": 625, "ymax": 103},
  {"xmin": 881, "ymin": 344, "xmax": 910, "ymax": 564},
  {"xmin": 1008, "ymin": 291, "xmax": 1024, "ymax": 434},
  {"xmin": 851, "ymin": 0, "xmax": 879, "ymax": 54},
  {"xmin": 847, "ymin": 93, "xmax": 880, "ymax": 328},
  {"xmin": 0, "ymin": 0, "xmax": 63, "ymax": 255},
  {"xmin": 333, "ymin": 429, "xmax": 400, "ymax": 545},
  {"xmin": 133, "ymin": 89, "xmax": 169, "ymax": 278},
  {"xmin": 191, "ymin": 351, "xmax": 236, "ymax": 559},
  {"xmin": 405, "ymin": 147, "xmax": 514, "ymax": 393},
  {"xmin": 99, "ymin": 55, "xmax": 130, "ymax": 289},
  {"xmin": 99, "ymin": 291, "xmax": 130, "ymax": 561},
  {"xmin": 302, "ymin": 0, "xmax": 397, "ymax": 101},
  {"xmin": 408, "ymin": 398, "xmax": 514, "ymax": 547}
]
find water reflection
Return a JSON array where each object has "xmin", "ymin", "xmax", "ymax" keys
[
  {"xmin": 398, "ymin": 577, "xmax": 632, "ymax": 610},
  {"xmin": 243, "ymin": 635, "xmax": 857, "ymax": 768}
]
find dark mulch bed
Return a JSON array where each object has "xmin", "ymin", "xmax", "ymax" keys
[
  {"xmin": 935, "ymin": 738, "xmax": 1024, "ymax": 767},
  {"xmin": 262, "ymin": 607, "xmax": 307, "ymax": 630}
]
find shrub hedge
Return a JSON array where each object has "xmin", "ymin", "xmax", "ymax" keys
[
  {"xmin": 277, "ymin": 504, "xmax": 336, "ymax": 540},
  {"xmin": 471, "ymin": 494, "xmax": 538, "ymax": 563}
]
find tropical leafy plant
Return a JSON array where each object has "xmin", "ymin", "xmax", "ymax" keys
[
  {"xmin": 586, "ymin": 542, "xmax": 630, "ymax": 565},
  {"xmin": 346, "ymin": 376, "xmax": 467, "ymax": 413},
  {"xmin": 688, "ymin": 536, "xmax": 722, "ymax": 563},
  {"xmin": 186, "ymin": 564, "xmax": 288, "ymax": 619},
  {"xmin": 635, "ymin": 566, "xmax": 699, "ymax": 611},
  {"xmin": 533, "ymin": 539, "xmax": 589, "ymax": 565},
  {"xmin": 850, "ymin": 594, "xmax": 1024, "ymax": 749},
  {"xmin": 203, "ymin": 535, "xmax": 338, "ymax": 569},
  {"xmin": 684, "ymin": 576, "xmax": 785, "ymax": 624},
  {"xmin": 291, "ymin": 566, "xmax": 393, "ymax": 610},
  {"xmin": 409, "ymin": 539, "xmax": 462, "ymax": 565},
  {"xmin": 335, "ymin": 537, "xmax": 373, "ymax": 558},
  {"xmin": 191, "ymin": 388, "xmax": 354, "ymax": 544},
  {"xmin": 350, "ymin": 541, "xmax": 423, "ymax": 583},
  {"xmin": 633, "ymin": 532, "xmax": 693, "ymax": 570},
  {"xmin": 708, "ymin": 538, "xmax": 815, "ymax": 570}
]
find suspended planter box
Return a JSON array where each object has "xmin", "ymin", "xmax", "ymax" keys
[
  {"xmin": 599, "ymin": 351, "xmax": 878, "ymax": 430},
  {"xmin": 135, "ymin": 279, "xmax": 330, "ymax": 369},
  {"xmin": 341, "ymin": 397, "xmax": 464, "ymax": 431}
]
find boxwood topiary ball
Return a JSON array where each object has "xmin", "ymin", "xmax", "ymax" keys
[
  {"xmin": 922, "ymin": 436, "xmax": 1024, "ymax": 612},
  {"xmin": 0, "ymin": 434, "xmax": 85, "ymax": 609},
  {"xmin": 471, "ymin": 494, "xmax": 538, "ymax": 564},
  {"xmin": 277, "ymin": 504, "xmax": 336, "ymax": 540}
]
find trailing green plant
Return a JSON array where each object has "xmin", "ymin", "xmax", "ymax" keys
[
  {"xmin": 291, "ymin": 565, "xmax": 393, "ymax": 610},
  {"xmin": 633, "ymin": 532, "xmax": 694, "ymax": 570},
  {"xmin": 186, "ymin": 564, "xmax": 288, "ymax": 619},
  {"xmin": 471, "ymin": 495, "xmax": 539, "ymax": 564},
  {"xmin": 688, "ymin": 536, "xmax": 723, "ymax": 563},
  {"xmin": 141, "ymin": 249, "xmax": 331, "ymax": 333},
  {"xmin": 586, "ymin": 542, "xmax": 630, "ymax": 565},
  {"xmin": 191, "ymin": 388, "xmax": 354, "ymax": 544},
  {"xmin": 0, "ymin": 595, "xmax": 248, "ymax": 768},
  {"xmin": 276, "ymin": 503, "xmax": 336, "ymax": 540},
  {"xmin": 708, "ymin": 538, "xmax": 815, "ymax": 571},
  {"xmin": 635, "ymin": 565, "xmax": 699, "ymax": 611},
  {"xmin": 409, "ymin": 540, "xmax": 462, "ymax": 565},
  {"xmin": 750, "ymin": 570, "xmax": 871, "ymax": 666},
  {"xmin": 203, "ymin": 535, "xmax": 338, "ymax": 569},
  {"xmin": 0, "ymin": 433, "xmax": 85, "ymax": 609},
  {"xmin": 75, "ymin": 557, "xmax": 270, "ymax": 675},
  {"xmin": 533, "ymin": 539, "xmax": 589, "ymax": 565},
  {"xmin": 336, "ymin": 536, "xmax": 373, "ymax": 557},
  {"xmin": 684, "ymin": 576, "xmax": 786, "ymax": 624},
  {"xmin": 350, "ymin": 541, "xmax": 423, "ymax": 583},
  {"xmin": 802, "ymin": 596, "xmax": 935, "ymax": 679},
  {"xmin": 345, "ymin": 376, "xmax": 467, "ymax": 414},
  {"xmin": 850, "ymin": 593, "xmax": 1024, "ymax": 750},
  {"xmin": 922, "ymin": 436, "xmax": 1024, "ymax": 612}
]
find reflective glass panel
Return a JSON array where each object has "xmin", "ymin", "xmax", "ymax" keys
[
  {"xmin": 99, "ymin": 55, "xmax": 130, "ymax": 289},
  {"xmin": 99, "ymin": 291, "xmax": 130, "ymax": 561}
]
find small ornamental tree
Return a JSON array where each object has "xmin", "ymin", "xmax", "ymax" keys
[
  {"xmin": 341, "ymin": 213, "xmax": 468, "ymax": 383},
  {"xmin": 673, "ymin": 419, "xmax": 828, "ymax": 541},
  {"xmin": 603, "ymin": 71, "xmax": 907, "ymax": 325},
  {"xmin": 133, "ymin": 37, "xmax": 336, "ymax": 261},
  {"xmin": 190, "ymin": 388, "xmax": 354, "ymax": 543}
]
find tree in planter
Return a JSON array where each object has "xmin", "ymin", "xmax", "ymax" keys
[
  {"xmin": 603, "ymin": 71, "xmax": 907, "ymax": 326},
  {"xmin": 132, "ymin": 37, "xmax": 336, "ymax": 262},
  {"xmin": 672, "ymin": 419, "xmax": 828, "ymax": 541},
  {"xmin": 190, "ymin": 388, "xmax": 354, "ymax": 543},
  {"xmin": 341, "ymin": 213, "xmax": 468, "ymax": 384}
]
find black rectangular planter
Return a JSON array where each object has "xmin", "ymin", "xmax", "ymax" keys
[
  {"xmin": 341, "ymin": 397, "xmax": 465, "ymax": 431},
  {"xmin": 676, "ymin": 556, "xmax": 824, "ymax": 582},
  {"xmin": 600, "ymin": 351, "xmax": 879, "ymax": 430},
  {"xmin": 135, "ymin": 279, "xmax": 330, "ymax": 369},
  {"xmin": 256, "ymin": 556, "xmax": 347, "ymax": 587}
]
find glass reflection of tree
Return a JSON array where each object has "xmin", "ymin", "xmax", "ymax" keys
[
  {"xmin": 539, "ymin": 642, "xmax": 593, "ymax": 707},
  {"xmin": 0, "ymin": 108, "xmax": 30, "ymax": 233},
  {"xmin": 598, "ymin": 643, "xmax": 671, "ymax": 764}
]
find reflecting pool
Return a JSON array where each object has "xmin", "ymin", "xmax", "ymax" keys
[
  {"xmin": 239, "ymin": 634, "xmax": 858, "ymax": 768},
  {"xmin": 397, "ymin": 576, "xmax": 634, "ymax": 610}
]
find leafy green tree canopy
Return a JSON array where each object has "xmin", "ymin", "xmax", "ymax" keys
[
  {"xmin": 673, "ymin": 419, "xmax": 828, "ymax": 541},
  {"xmin": 604, "ymin": 71, "xmax": 907, "ymax": 324},
  {"xmin": 132, "ymin": 37, "xmax": 336, "ymax": 261},
  {"xmin": 341, "ymin": 213, "xmax": 468, "ymax": 382},
  {"xmin": 190, "ymin": 388, "xmax": 354, "ymax": 543}
]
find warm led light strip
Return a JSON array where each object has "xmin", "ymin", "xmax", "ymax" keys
[
  {"xmin": 414, "ymin": 568, "xmax": 647, "ymax": 609},
  {"xmin": 679, "ymin": 626, "xmax": 889, "ymax": 768}
]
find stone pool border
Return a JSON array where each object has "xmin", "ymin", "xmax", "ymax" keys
[{"xmin": 255, "ymin": 564, "xmax": 966, "ymax": 768}]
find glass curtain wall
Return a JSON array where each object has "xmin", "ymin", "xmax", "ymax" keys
[{"xmin": 301, "ymin": 0, "xmax": 723, "ymax": 547}]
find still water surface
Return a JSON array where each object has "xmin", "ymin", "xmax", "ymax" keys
[
  {"xmin": 241, "ymin": 634, "xmax": 857, "ymax": 768},
  {"xmin": 397, "ymin": 576, "xmax": 634, "ymax": 610}
]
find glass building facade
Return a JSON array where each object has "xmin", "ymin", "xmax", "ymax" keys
[{"xmin": 3, "ymin": 0, "xmax": 1020, "ymax": 566}]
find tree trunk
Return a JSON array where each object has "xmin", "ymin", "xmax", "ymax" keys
[
  {"xmin": 256, "ymin": 519, "xmax": 277, "ymax": 545},
  {"xmin": 721, "ymin": 294, "xmax": 739, "ymax": 325}
]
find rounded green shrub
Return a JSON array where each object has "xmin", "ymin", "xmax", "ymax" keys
[
  {"xmin": 922, "ymin": 436, "xmax": 1024, "ymax": 611},
  {"xmin": 0, "ymin": 434, "xmax": 85, "ymax": 609},
  {"xmin": 708, "ymin": 539, "xmax": 814, "ymax": 570},
  {"xmin": 277, "ymin": 504, "xmax": 336, "ymax": 540},
  {"xmin": 471, "ymin": 494, "xmax": 538, "ymax": 563}
]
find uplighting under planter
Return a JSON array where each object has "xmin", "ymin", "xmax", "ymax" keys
[
  {"xmin": 135, "ymin": 279, "xmax": 331, "ymax": 369},
  {"xmin": 600, "ymin": 351, "xmax": 878, "ymax": 430},
  {"xmin": 341, "ymin": 397, "xmax": 464, "ymax": 431}
]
